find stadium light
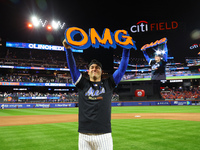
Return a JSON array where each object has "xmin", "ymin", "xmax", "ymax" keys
[
  {"xmin": 155, "ymin": 50, "xmax": 166, "ymax": 56},
  {"xmin": 47, "ymin": 25, "xmax": 52, "ymax": 30},
  {"xmin": 155, "ymin": 51, "xmax": 161, "ymax": 55},
  {"xmin": 59, "ymin": 22, "xmax": 65, "ymax": 29},
  {"xmin": 28, "ymin": 16, "xmax": 66, "ymax": 30},
  {"xmin": 40, "ymin": 20, "xmax": 47, "ymax": 27},
  {"xmin": 52, "ymin": 20, "xmax": 59, "ymax": 29},
  {"xmin": 31, "ymin": 16, "xmax": 40, "ymax": 27},
  {"xmin": 161, "ymin": 50, "xmax": 165, "ymax": 54},
  {"xmin": 27, "ymin": 23, "xmax": 33, "ymax": 28}
]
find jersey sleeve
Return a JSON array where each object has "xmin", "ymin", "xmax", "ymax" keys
[
  {"xmin": 149, "ymin": 59, "xmax": 153, "ymax": 66},
  {"xmin": 163, "ymin": 43, "xmax": 168, "ymax": 62},
  {"xmin": 143, "ymin": 51, "xmax": 151, "ymax": 64},
  {"xmin": 75, "ymin": 75, "xmax": 88, "ymax": 90},
  {"xmin": 65, "ymin": 48, "xmax": 81, "ymax": 84},
  {"xmin": 113, "ymin": 49, "xmax": 130, "ymax": 85}
]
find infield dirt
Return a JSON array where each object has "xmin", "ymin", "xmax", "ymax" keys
[{"xmin": 0, "ymin": 113, "xmax": 200, "ymax": 126}]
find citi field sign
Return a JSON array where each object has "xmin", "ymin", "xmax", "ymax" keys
[
  {"xmin": 130, "ymin": 20, "xmax": 178, "ymax": 33},
  {"xmin": 65, "ymin": 21, "xmax": 178, "ymax": 50},
  {"xmin": 65, "ymin": 27, "xmax": 137, "ymax": 50}
]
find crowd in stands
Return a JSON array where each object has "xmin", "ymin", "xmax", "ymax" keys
[
  {"xmin": 0, "ymin": 49, "xmax": 88, "ymax": 69},
  {"xmin": 2, "ymin": 92, "xmax": 79, "ymax": 102},
  {"xmin": 0, "ymin": 73, "xmax": 72, "ymax": 83},
  {"xmin": 114, "ymin": 55, "xmax": 178, "ymax": 67},
  {"xmin": 161, "ymin": 87, "xmax": 200, "ymax": 100},
  {"xmin": 114, "ymin": 55, "xmax": 149, "ymax": 66},
  {"xmin": 186, "ymin": 58, "xmax": 200, "ymax": 66},
  {"xmin": 1, "ymin": 49, "xmax": 199, "ymax": 83},
  {"xmin": 121, "ymin": 72, "xmax": 151, "ymax": 81},
  {"xmin": 1, "ymin": 92, "xmax": 119, "ymax": 103}
]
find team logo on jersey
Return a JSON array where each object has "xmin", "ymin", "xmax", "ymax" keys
[
  {"xmin": 85, "ymin": 86, "xmax": 105, "ymax": 100},
  {"xmin": 152, "ymin": 63, "xmax": 160, "ymax": 70}
]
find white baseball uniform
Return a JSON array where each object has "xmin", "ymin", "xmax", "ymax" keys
[
  {"xmin": 79, "ymin": 133, "xmax": 113, "ymax": 150},
  {"xmin": 1, "ymin": 104, "xmax": 4, "ymax": 110}
]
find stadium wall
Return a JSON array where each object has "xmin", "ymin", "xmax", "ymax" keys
[
  {"xmin": 1, "ymin": 100, "xmax": 200, "ymax": 109},
  {"xmin": 0, "ymin": 103, "xmax": 77, "ymax": 109}
]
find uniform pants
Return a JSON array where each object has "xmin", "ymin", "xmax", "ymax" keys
[{"xmin": 79, "ymin": 133, "xmax": 113, "ymax": 150}]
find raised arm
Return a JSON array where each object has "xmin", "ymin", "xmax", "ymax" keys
[
  {"xmin": 163, "ymin": 43, "xmax": 168, "ymax": 62},
  {"xmin": 63, "ymin": 39, "xmax": 81, "ymax": 85},
  {"xmin": 142, "ymin": 50, "xmax": 151, "ymax": 64},
  {"xmin": 113, "ymin": 49, "xmax": 130, "ymax": 85}
]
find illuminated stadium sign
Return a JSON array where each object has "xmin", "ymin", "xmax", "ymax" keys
[
  {"xmin": 190, "ymin": 44, "xmax": 199, "ymax": 50},
  {"xmin": 141, "ymin": 37, "xmax": 167, "ymax": 51},
  {"xmin": 65, "ymin": 27, "xmax": 137, "ymax": 50},
  {"xmin": 130, "ymin": 21, "xmax": 178, "ymax": 33},
  {"xmin": 18, "ymin": 97, "xmax": 60, "ymax": 100},
  {"xmin": 28, "ymin": 43, "xmax": 63, "ymax": 50},
  {"xmin": 6, "ymin": 41, "xmax": 83, "ymax": 53}
]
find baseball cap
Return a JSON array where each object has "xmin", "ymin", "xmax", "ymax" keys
[{"xmin": 88, "ymin": 59, "xmax": 102, "ymax": 69}]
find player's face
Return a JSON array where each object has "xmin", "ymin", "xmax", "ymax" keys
[
  {"xmin": 155, "ymin": 55, "xmax": 161, "ymax": 62},
  {"xmin": 88, "ymin": 64, "xmax": 102, "ymax": 81}
]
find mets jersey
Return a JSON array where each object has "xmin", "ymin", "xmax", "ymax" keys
[
  {"xmin": 76, "ymin": 75, "xmax": 116, "ymax": 133},
  {"xmin": 150, "ymin": 59, "xmax": 166, "ymax": 80}
]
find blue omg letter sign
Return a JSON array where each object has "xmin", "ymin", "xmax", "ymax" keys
[{"xmin": 65, "ymin": 27, "xmax": 137, "ymax": 50}]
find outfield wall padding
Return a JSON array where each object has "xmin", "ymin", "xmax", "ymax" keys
[
  {"xmin": 1, "ymin": 100, "xmax": 200, "ymax": 109},
  {"xmin": 0, "ymin": 103, "xmax": 76, "ymax": 109}
]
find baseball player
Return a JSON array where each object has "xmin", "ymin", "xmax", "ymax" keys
[
  {"xmin": 63, "ymin": 39, "xmax": 130, "ymax": 150},
  {"xmin": 142, "ymin": 42, "xmax": 168, "ymax": 80},
  {"xmin": 1, "ymin": 103, "xmax": 4, "ymax": 110}
]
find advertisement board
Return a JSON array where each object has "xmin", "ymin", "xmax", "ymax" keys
[
  {"xmin": 6, "ymin": 41, "xmax": 83, "ymax": 53},
  {"xmin": 0, "ymin": 82, "xmax": 75, "ymax": 87},
  {"xmin": 170, "ymin": 101, "xmax": 191, "ymax": 105},
  {"xmin": 1, "ymin": 100, "xmax": 199, "ymax": 109},
  {"xmin": 0, "ymin": 103, "xmax": 76, "ymax": 109}
]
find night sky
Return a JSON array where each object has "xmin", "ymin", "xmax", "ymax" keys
[{"xmin": 0, "ymin": 0, "xmax": 200, "ymax": 70}]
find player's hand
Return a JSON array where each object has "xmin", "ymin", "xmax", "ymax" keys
[{"xmin": 62, "ymin": 39, "xmax": 71, "ymax": 49}]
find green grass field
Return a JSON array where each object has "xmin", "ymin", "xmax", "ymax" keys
[{"xmin": 0, "ymin": 106, "xmax": 200, "ymax": 150}]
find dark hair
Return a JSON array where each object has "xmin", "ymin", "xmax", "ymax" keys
[{"xmin": 88, "ymin": 59, "xmax": 102, "ymax": 69}]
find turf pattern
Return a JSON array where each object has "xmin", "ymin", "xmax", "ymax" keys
[{"xmin": 0, "ymin": 106, "xmax": 200, "ymax": 150}]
